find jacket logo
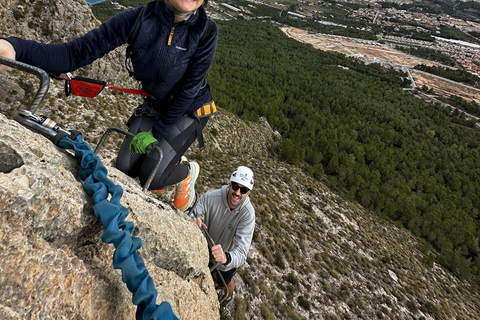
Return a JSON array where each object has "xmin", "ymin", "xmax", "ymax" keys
[
  {"xmin": 175, "ymin": 46, "xmax": 187, "ymax": 51},
  {"xmin": 227, "ymin": 223, "xmax": 234, "ymax": 231}
]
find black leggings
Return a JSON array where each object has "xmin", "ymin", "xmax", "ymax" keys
[{"xmin": 115, "ymin": 112, "xmax": 208, "ymax": 190}]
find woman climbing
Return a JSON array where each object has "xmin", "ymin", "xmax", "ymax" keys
[{"xmin": 0, "ymin": 0, "xmax": 218, "ymax": 212}]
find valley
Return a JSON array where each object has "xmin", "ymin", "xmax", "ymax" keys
[{"xmin": 281, "ymin": 26, "xmax": 480, "ymax": 104}]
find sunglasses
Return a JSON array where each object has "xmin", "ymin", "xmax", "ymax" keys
[{"xmin": 231, "ymin": 181, "xmax": 250, "ymax": 194}]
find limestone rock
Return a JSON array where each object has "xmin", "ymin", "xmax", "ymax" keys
[
  {"xmin": 0, "ymin": 113, "xmax": 219, "ymax": 320},
  {"xmin": 0, "ymin": 141, "xmax": 24, "ymax": 173}
]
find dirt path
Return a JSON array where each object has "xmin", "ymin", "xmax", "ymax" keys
[{"xmin": 281, "ymin": 27, "xmax": 480, "ymax": 104}]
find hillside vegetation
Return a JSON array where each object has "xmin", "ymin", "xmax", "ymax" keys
[{"xmin": 207, "ymin": 19, "xmax": 480, "ymax": 281}]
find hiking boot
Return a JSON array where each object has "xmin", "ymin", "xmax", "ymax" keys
[
  {"xmin": 180, "ymin": 155, "xmax": 189, "ymax": 165},
  {"xmin": 220, "ymin": 292, "xmax": 236, "ymax": 314},
  {"xmin": 226, "ymin": 292, "xmax": 236, "ymax": 306},
  {"xmin": 151, "ymin": 187, "xmax": 175, "ymax": 201},
  {"xmin": 174, "ymin": 161, "xmax": 200, "ymax": 211}
]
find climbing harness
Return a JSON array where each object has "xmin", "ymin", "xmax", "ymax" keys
[
  {"xmin": 1, "ymin": 56, "xmax": 177, "ymax": 320},
  {"xmin": 51, "ymin": 75, "xmax": 216, "ymax": 149},
  {"xmin": 191, "ymin": 100, "xmax": 217, "ymax": 148},
  {"xmin": 194, "ymin": 100, "xmax": 217, "ymax": 118},
  {"xmin": 126, "ymin": 97, "xmax": 217, "ymax": 150},
  {"xmin": 48, "ymin": 74, "xmax": 163, "ymax": 191}
]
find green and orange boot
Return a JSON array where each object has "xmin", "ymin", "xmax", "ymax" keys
[{"xmin": 174, "ymin": 161, "xmax": 200, "ymax": 212}]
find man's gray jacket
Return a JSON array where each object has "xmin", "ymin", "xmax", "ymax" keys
[{"xmin": 194, "ymin": 185, "xmax": 255, "ymax": 272}]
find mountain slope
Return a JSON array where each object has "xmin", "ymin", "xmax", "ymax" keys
[
  {"xmin": 1, "ymin": 1, "xmax": 480, "ymax": 320},
  {"xmin": 190, "ymin": 109, "xmax": 480, "ymax": 320}
]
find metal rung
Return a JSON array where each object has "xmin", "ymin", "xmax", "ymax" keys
[
  {"xmin": 201, "ymin": 224, "xmax": 229, "ymax": 304},
  {"xmin": 0, "ymin": 56, "xmax": 49, "ymax": 113}
]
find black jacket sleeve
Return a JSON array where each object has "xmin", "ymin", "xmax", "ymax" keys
[{"xmin": 4, "ymin": 7, "xmax": 142, "ymax": 74}]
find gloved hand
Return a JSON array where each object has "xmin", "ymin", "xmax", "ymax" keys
[{"xmin": 129, "ymin": 130, "xmax": 158, "ymax": 154}]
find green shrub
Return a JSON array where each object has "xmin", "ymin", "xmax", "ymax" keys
[
  {"xmin": 273, "ymin": 290, "xmax": 283, "ymax": 305},
  {"xmin": 210, "ymin": 127, "xmax": 219, "ymax": 136},
  {"xmin": 234, "ymin": 297, "xmax": 248, "ymax": 320},
  {"xmin": 297, "ymin": 295, "xmax": 310, "ymax": 310},
  {"xmin": 406, "ymin": 299, "xmax": 418, "ymax": 313},
  {"xmin": 285, "ymin": 272, "xmax": 298, "ymax": 286},
  {"xmin": 325, "ymin": 313, "xmax": 340, "ymax": 320},
  {"xmin": 259, "ymin": 280, "xmax": 271, "ymax": 298},
  {"xmin": 260, "ymin": 245, "xmax": 275, "ymax": 264},
  {"xmin": 260, "ymin": 302, "xmax": 274, "ymax": 320},
  {"xmin": 421, "ymin": 301, "xmax": 440, "ymax": 319},
  {"xmin": 274, "ymin": 252, "xmax": 286, "ymax": 269},
  {"xmin": 281, "ymin": 304, "xmax": 302, "ymax": 320},
  {"xmin": 12, "ymin": 9, "xmax": 25, "ymax": 20}
]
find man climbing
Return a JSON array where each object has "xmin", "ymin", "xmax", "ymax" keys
[{"xmin": 191, "ymin": 166, "xmax": 255, "ymax": 307}]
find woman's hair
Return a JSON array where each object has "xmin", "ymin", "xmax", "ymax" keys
[{"xmin": 203, "ymin": 0, "xmax": 208, "ymax": 7}]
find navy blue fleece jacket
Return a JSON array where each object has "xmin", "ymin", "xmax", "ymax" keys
[{"xmin": 5, "ymin": 0, "xmax": 218, "ymax": 142}]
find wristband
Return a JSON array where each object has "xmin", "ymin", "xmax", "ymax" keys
[{"xmin": 223, "ymin": 252, "xmax": 231, "ymax": 266}]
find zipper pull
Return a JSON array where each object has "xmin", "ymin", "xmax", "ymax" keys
[{"xmin": 168, "ymin": 26, "xmax": 175, "ymax": 46}]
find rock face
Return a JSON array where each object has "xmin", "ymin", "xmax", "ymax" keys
[{"xmin": 0, "ymin": 113, "xmax": 220, "ymax": 320}]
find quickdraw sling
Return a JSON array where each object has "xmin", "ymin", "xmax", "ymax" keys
[{"xmin": 51, "ymin": 73, "xmax": 152, "ymax": 98}]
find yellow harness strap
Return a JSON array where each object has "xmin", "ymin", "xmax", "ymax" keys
[
  {"xmin": 191, "ymin": 100, "xmax": 217, "ymax": 149},
  {"xmin": 196, "ymin": 101, "xmax": 217, "ymax": 118}
]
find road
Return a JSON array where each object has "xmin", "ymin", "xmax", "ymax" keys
[{"xmin": 281, "ymin": 27, "xmax": 480, "ymax": 105}]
